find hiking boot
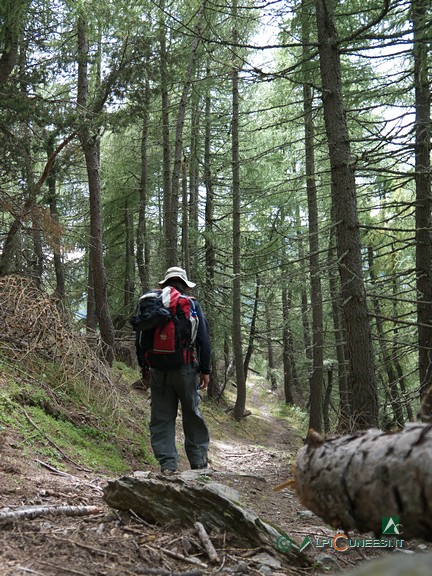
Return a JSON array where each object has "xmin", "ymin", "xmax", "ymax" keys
[
  {"xmin": 161, "ymin": 469, "xmax": 176, "ymax": 476},
  {"xmin": 190, "ymin": 461, "xmax": 208, "ymax": 470}
]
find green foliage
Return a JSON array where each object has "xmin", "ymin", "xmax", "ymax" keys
[{"xmin": 0, "ymin": 352, "xmax": 155, "ymax": 473}]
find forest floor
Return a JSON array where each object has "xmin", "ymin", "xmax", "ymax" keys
[{"xmin": 0, "ymin": 377, "xmax": 425, "ymax": 576}]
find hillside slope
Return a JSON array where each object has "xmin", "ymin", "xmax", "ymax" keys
[{"xmin": 0, "ymin": 276, "xmax": 428, "ymax": 575}]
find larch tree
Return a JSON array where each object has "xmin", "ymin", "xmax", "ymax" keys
[
  {"xmin": 231, "ymin": 0, "xmax": 247, "ymax": 420},
  {"xmin": 412, "ymin": 0, "xmax": 432, "ymax": 399},
  {"xmin": 302, "ymin": 0, "xmax": 324, "ymax": 432},
  {"xmin": 314, "ymin": 0, "xmax": 379, "ymax": 429},
  {"xmin": 76, "ymin": 12, "xmax": 115, "ymax": 365}
]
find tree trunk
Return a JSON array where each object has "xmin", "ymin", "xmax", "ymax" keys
[
  {"xmin": 391, "ymin": 249, "xmax": 414, "ymax": 421},
  {"xmin": 189, "ymin": 90, "xmax": 200, "ymax": 274},
  {"xmin": 327, "ymin": 233, "xmax": 350, "ymax": 430},
  {"xmin": 412, "ymin": 0, "xmax": 432, "ymax": 399},
  {"xmin": 367, "ymin": 246, "xmax": 404, "ymax": 428},
  {"xmin": 123, "ymin": 201, "xmax": 135, "ymax": 321},
  {"xmin": 294, "ymin": 424, "xmax": 432, "ymax": 541},
  {"xmin": 0, "ymin": 0, "xmax": 29, "ymax": 85},
  {"xmin": 296, "ymin": 206, "xmax": 312, "ymax": 363},
  {"xmin": 46, "ymin": 136, "xmax": 65, "ymax": 302},
  {"xmin": 86, "ymin": 258, "xmax": 97, "ymax": 332},
  {"xmin": 181, "ymin": 155, "xmax": 190, "ymax": 273},
  {"xmin": 282, "ymin": 281, "xmax": 295, "ymax": 405},
  {"xmin": 322, "ymin": 366, "xmax": 333, "ymax": 432},
  {"xmin": 159, "ymin": 0, "xmax": 172, "ymax": 269},
  {"xmin": 77, "ymin": 14, "xmax": 115, "ymax": 365},
  {"xmin": 203, "ymin": 76, "xmax": 220, "ymax": 398},
  {"xmin": 231, "ymin": 0, "xmax": 246, "ymax": 420},
  {"xmin": 303, "ymin": 2, "xmax": 323, "ymax": 431},
  {"xmin": 315, "ymin": 0, "xmax": 378, "ymax": 429},
  {"xmin": 136, "ymin": 75, "xmax": 150, "ymax": 294},
  {"xmin": 243, "ymin": 274, "xmax": 260, "ymax": 380},
  {"xmin": 265, "ymin": 297, "xmax": 278, "ymax": 390},
  {"xmin": 166, "ymin": 2, "xmax": 205, "ymax": 266}
]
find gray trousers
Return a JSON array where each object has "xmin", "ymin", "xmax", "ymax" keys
[{"xmin": 149, "ymin": 364, "xmax": 209, "ymax": 471}]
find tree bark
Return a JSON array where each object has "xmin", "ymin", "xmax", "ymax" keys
[
  {"xmin": 282, "ymin": 281, "xmax": 295, "ymax": 405},
  {"xmin": 46, "ymin": 136, "xmax": 65, "ymax": 302},
  {"xmin": 181, "ymin": 155, "xmax": 190, "ymax": 273},
  {"xmin": 203, "ymin": 75, "xmax": 220, "ymax": 398},
  {"xmin": 327, "ymin": 233, "xmax": 350, "ymax": 429},
  {"xmin": 136, "ymin": 74, "xmax": 150, "ymax": 294},
  {"xmin": 123, "ymin": 200, "xmax": 135, "ymax": 321},
  {"xmin": 0, "ymin": 0, "xmax": 30, "ymax": 85},
  {"xmin": 77, "ymin": 14, "xmax": 115, "ymax": 365},
  {"xmin": 294, "ymin": 424, "xmax": 432, "ymax": 540},
  {"xmin": 367, "ymin": 246, "xmax": 404, "ymax": 428},
  {"xmin": 231, "ymin": 0, "xmax": 246, "ymax": 420},
  {"xmin": 303, "ymin": 1, "xmax": 323, "ymax": 431},
  {"xmin": 158, "ymin": 0, "xmax": 171, "ymax": 269},
  {"xmin": 243, "ymin": 274, "xmax": 260, "ymax": 380},
  {"xmin": 166, "ymin": 2, "xmax": 205, "ymax": 266},
  {"xmin": 265, "ymin": 296, "xmax": 278, "ymax": 390},
  {"xmin": 412, "ymin": 0, "xmax": 432, "ymax": 399},
  {"xmin": 315, "ymin": 0, "xmax": 378, "ymax": 429}
]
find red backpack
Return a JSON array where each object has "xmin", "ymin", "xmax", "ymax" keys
[{"xmin": 132, "ymin": 286, "xmax": 199, "ymax": 370}]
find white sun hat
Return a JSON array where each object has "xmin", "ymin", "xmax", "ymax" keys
[{"xmin": 158, "ymin": 266, "xmax": 196, "ymax": 288}]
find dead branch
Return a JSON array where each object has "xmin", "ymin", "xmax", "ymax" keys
[
  {"xmin": 35, "ymin": 458, "xmax": 103, "ymax": 492},
  {"xmin": 0, "ymin": 275, "xmax": 122, "ymax": 427},
  {"xmin": 142, "ymin": 543, "xmax": 208, "ymax": 569},
  {"xmin": 0, "ymin": 504, "xmax": 103, "ymax": 522},
  {"xmin": 194, "ymin": 521, "xmax": 220, "ymax": 564}
]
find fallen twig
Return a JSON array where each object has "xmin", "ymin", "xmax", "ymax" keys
[
  {"xmin": 35, "ymin": 458, "xmax": 103, "ymax": 492},
  {"xmin": 194, "ymin": 521, "xmax": 220, "ymax": 564},
  {"xmin": 0, "ymin": 504, "xmax": 103, "ymax": 522},
  {"xmin": 143, "ymin": 543, "xmax": 208, "ymax": 569},
  {"xmin": 135, "ymin": 569, "xmax": 204, "ymax": 576}
]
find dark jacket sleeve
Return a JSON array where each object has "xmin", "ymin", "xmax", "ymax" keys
[{"xmin": 195, "ymin": 301, "xmax": 211, "ymax": 374}]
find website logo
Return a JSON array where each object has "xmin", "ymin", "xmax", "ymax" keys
[{"xmin": 382, "ymin": 516, "xmax": 403, "ymax": 535}]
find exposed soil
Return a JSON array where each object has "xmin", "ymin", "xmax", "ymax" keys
[{"xmin": 0, "ymin": 381, "xmax": 425, "ymax": 576}]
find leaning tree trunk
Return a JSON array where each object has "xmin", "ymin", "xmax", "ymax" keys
[
  {"xmin": 315, "ymin": 0, "xmax": 378, "ymax": 429},
  {"xmin": 293, "ymin": 424, "xmax": 432, "ymax": 540},
  {"xmin": 77, "ymin": 14, "xmax": 115, "ymax": 365}
]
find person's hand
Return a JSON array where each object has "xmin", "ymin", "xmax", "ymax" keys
[{"xmin": 198, "ymin": 373, "xmax": 209, "ymax": 390}]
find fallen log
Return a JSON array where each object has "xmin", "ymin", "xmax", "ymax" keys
[
  {"xmin": 294, "ymin": 423, "xmax": 432, "ymax": 540},
  {"xmin": 103, "ymin": 471, "xmax": 307, "ymax": 565},
  {"xmin": 341, "ymin": 551, "xmax": 432, "ymax": 576}
]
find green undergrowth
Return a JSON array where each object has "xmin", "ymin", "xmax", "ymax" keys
[
  {"xmin": 0, "ymin": 349, "xmax": 307, "ymax": 477},
  {"xmin": 0, "ymin": 351, "xmax": 157, "ymax": 475}
]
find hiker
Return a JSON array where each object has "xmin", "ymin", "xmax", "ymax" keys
[{"xmin": 135, "ymin": 266, "xmax": 211, "ymax": 474}]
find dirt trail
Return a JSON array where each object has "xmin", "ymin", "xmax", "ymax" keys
[{"xmin": 1, "ymin": 381, "xmax": 420, "ymax": 575}]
